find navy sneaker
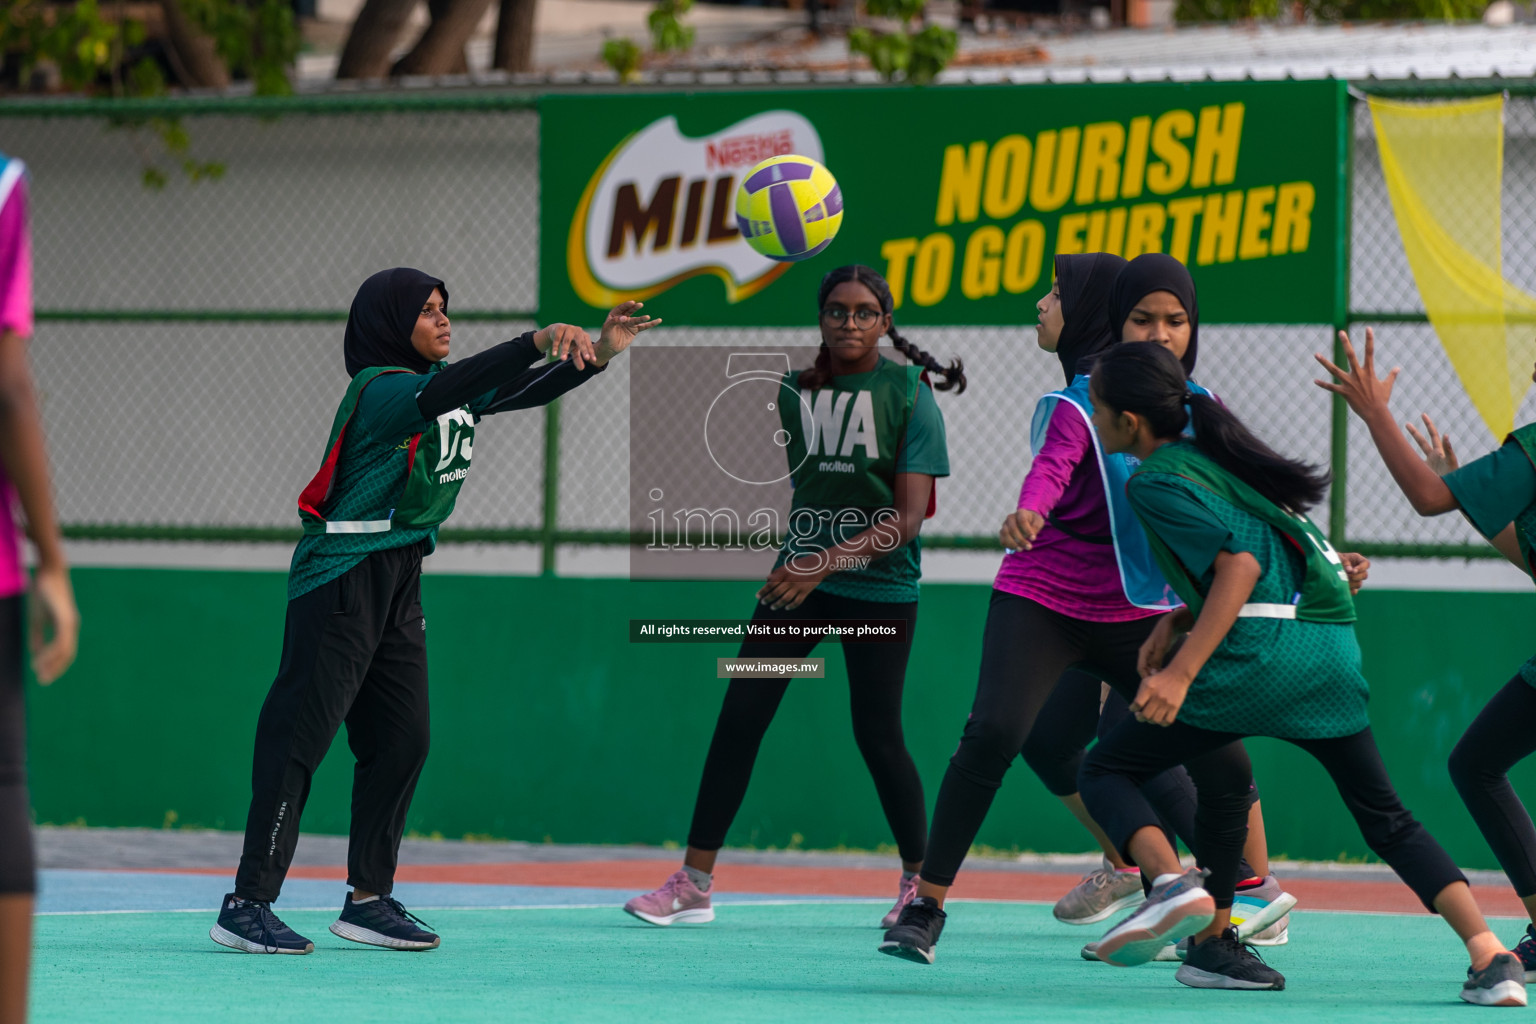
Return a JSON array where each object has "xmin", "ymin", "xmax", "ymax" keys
[
  {"xmin": 1513, "ymin": 924, "xmax": 1536, "ymax": 983},
  {"xmin": 329, "ymin": 893, "xmax": 441, "ymax": 950},
  {"xmin": 209, "ymin": 892, "xmax": 314, "ymax": 954}
]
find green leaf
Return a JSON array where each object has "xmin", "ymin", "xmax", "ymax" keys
[
  {"xmin": 907, "ymin": 24, "xmax": 957, "ymax": 84},
  {"xmin": 601, "ymin": 37, "xmax": 643, "ymax": 81},
  {"xmin": 159, "ymin": 120, "xmax": 191, "ymax": 154}
]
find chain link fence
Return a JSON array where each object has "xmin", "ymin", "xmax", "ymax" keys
[
  {"xmin": 6, "ymin": 85, "xmax": 1528, "ymax": 564},
  {"xmin": 1344, "ymin": 88, "xmax": 1536, "ymax": 556}
]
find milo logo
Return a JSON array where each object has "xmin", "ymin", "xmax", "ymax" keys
[{"xmin": 566, "ymin": 112, "xmax": 825, "ymax": 307}]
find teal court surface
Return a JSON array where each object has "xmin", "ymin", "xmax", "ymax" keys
[{"xmin": 26, "ymin": 829, "xmax": 1533, "ymax": 1023}]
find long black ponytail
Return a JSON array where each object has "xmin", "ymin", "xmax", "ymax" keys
[
  {"xmin": 1093, "ymin": 343, "xmax": 1328, "ymax": 512},
  {"xmin": 801, "ymin": 264, "xmax": 967, "ymax": 394}
]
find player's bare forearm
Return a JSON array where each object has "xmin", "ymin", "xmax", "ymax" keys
[
  {"xmin": 1163, "ymin": 551, "xmax": 1259, "ymax": 685},
  {"xmin": 813, "ymin": 473, "xmax": 933, "ymax": 566},
  {"xmin": 0, "ymin": 331, "xmax": 64, "ymax": 570},
  {"xmin": 1359, "ymin": 405, "xmax": 1458, "ymax": 516}
]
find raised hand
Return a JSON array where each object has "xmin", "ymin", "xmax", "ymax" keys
[
  {"xmin": 535, "ymin": 323, "xmax": 596, "ymax": 370},
  {"xmin": 1405, "ymin": 413, "xmax": 1459, "ymax": 475},
  {"xmin": 595, "ymin": 300, "xmax": 662, "ymax": 365},
  {"xmin": 1314, "ymin": 327, "xmax": 1399, "ymax": 424}
]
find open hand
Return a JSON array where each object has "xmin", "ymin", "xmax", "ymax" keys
[
  {"xmin": 1405, "ymin": 414, "xmax": 1459, "ymax": 475},
  {"xmin": 1314, "ymin": 327, "xmax": 1399, "ymax": 423},
  {"xmin": 595, "ymin": 301, "xmax": 662, "ymax": 365},
  {"xmin": 535, "ymin": 323, "xmax": 596, "ymax": 369},
  {"xmin": 999, "ymin": 509, "xmax": 1045, "ymax": 552}
]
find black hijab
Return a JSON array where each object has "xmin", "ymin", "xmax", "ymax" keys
[
  {"xmin": 342, "ymin": 267, "xmax": 448, "ymax": 378},
  {"xmin": 1107, "ymin": 253, "xmax": 1199, "ymax": 375},
  {"xmin": 1051, "ymin": 252, "xmax": 1127, "ymax": 384}
]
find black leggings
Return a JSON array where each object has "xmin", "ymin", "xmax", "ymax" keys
[
  {"xmin": 1022, "ymin": 671, "xmax": 1212, "ymax": 855},
  {"xmin": 687, "ymin": 591, "xmax": 927, "ymax": 864},
  {"xmin": 921, "ymin": 591, "xmax": 1248, "ymax": 888},
  {"xmin": 0, "ymin": 596, "xmax": 32, "ymax": 895},
  {"xmin": 235, "ymin": 544, "xmax": 431, "ymax": 903},
  {"xmin": 1449, "ymin": 675, "xmax": 1536, "ymax": 897},
  {"xmin": 1082, "ymin": 720, "xmax": 1464, "ymax": 910}
]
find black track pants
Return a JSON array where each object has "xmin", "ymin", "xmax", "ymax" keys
[
  {"xmin": 235, "ymin": 544, "xmax": 430, "ymax": 903},
  {"xmin": 921, "ymin": 591, "xmax": 1249, "ymax": 888},
  {"xmin": 1082, "ymin": 721, "xmax": 1464, "ymax": 910},
  {"xmin": 0, "ymin": 596, "xmax": 33, "ymax": 895},
  {"xmin": 1449, "ymin": 675, "xmax": 1536, "ymax": 897},
  {"xmin": 686, "ymin": 591, "xmax": 927, "ymax": 865}
]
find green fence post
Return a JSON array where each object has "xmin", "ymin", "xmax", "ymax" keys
[
  {"xmin": 541, "ymin": 397, "xmax": 561, "ymax": 576},
  {"xmin": 1329, "ymin": 83, "xmax": 1356, "ymax": 549}
]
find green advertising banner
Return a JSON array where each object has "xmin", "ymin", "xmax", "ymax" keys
[{"xmin": 541, "ymin": 80, "xmax": 1345, "ymax": 326}]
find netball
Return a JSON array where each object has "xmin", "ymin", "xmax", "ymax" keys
[{"xmin": 734, "ymin": 154, "xmax": 844, "ymax": 263}]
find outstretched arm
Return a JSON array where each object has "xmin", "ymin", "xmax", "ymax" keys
[
  {"xmin": 466, "ymin": 302, "xmax": 663, "ymax": 418},
  {"xmin": 1315, "ymin": 327, "xmax": 1458, "ymax": 516},
  {"xmin": 419, "ymin": 319, "xmax": 608, "ymax": 421},
  {"xmin": 1002, "ymin": 403, "xmax": 1092, "ymax": 552}
]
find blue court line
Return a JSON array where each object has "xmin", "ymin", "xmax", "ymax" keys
[{"xmin": 36, "ymin": 869, "xmax": 867, "ymax": 914}]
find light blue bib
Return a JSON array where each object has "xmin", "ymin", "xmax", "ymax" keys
[{"xmin": 1028, "ymin": 373, "xmax": 1213, "ymax": 611}]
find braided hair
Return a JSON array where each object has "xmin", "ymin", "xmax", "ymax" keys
[{"xmin": 799, "ymin": 264, "xmax": 967, "ymax": 394}]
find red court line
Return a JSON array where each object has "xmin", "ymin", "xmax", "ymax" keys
[{"xmin": 115, "ymin": 861, "xmax": 1530, "ymax": 916}]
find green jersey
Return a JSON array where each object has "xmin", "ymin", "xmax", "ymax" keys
[
  {"xmin": 288, "ymin": 366, "xmax": 475, "ymax": 600},
  {"xmin": 1445, "ymin": 425, "xmax": 1536, "ymax": 685},
  {"xmin": 774, "ymin": 357, "xmax": 949, "ymax": 604},
  {"xmin": 1127, "ymin": 445, "xmax": 1369, "ymax": 739}
]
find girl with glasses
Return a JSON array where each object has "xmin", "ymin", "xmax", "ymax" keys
[{"xmin": 624, "ymin": 264, "xmax": 964, "ymax": 930}]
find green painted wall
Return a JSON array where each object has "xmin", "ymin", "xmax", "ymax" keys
[{"xmin": 25, "ymin": 568, "xmax": 1536, "ymax": 868}]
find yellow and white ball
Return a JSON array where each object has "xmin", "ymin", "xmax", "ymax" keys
[{"xmin": 734, "ymin": 155, "xmax": 844, "ymax": 263}]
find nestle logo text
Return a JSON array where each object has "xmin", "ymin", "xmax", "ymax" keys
[{"xmin": 706, "ymin": 130, "xmax": 795, "ymax": 170}]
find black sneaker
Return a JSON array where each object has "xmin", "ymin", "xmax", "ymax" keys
[
  {"xmin": 1174, "ymin": 927, "xmax": 1285, "ymax": 990},
  {"xmin": 329, "ymin": 893, "xmax": 441, "ymax": 951},
  {"xmin": 1461, "ymin": 952, "xmax": 1528, "ymax": 1007},
  {"xmin": 209, "ymin": 892, "xmax": 314, "ymax": 954},
  {"xmin": 878, "ymin": 896, "xmax": 946, "ymax": 964}
]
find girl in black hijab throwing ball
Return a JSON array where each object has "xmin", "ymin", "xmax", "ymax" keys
[{"xmin": 211, "ymin": 269, "xmax": 658, "ymax": 955}]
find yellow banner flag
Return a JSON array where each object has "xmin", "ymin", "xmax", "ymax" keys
[{"xmin": 1370, "ymin": 95, "xmax": 1536, "ymax": 439}]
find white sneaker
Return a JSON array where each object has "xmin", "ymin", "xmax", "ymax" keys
[{"xmin": 1093, "ymin": 868, "xmax": 1215, "ymax": 967}]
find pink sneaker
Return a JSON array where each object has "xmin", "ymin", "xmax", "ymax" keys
[
  {"xmin": 623, "ymin": 870, "xmax": 715, "ymax": 926},
  {"xmin": 880, "ymin": 872, "xmax": 919, "ymax": 929}
]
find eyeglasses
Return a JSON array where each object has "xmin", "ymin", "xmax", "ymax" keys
[{"xmin": 821, "ymin": 307, "xmax": 882, "ymax": 327}]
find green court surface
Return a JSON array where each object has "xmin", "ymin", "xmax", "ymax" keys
[{"xmin": 31, "ymin": 902, "xmax": 1506, "ymax": 1023}]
